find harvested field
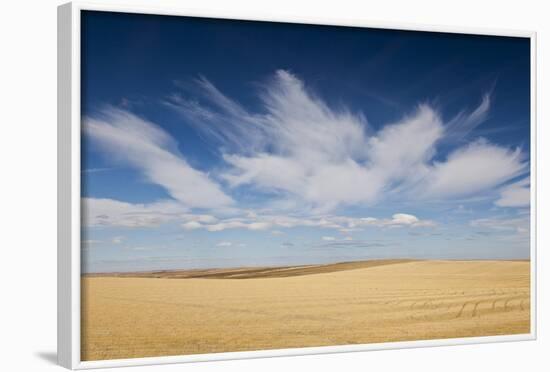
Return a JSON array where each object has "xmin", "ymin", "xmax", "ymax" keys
[{"xmin": 81, "ymin": 260, "xmax": 530, "ymax": 360}]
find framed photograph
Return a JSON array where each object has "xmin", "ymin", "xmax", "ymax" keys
[{"xmin": 58, "ymin": 1, "xmax": 536, "ymax": 369}]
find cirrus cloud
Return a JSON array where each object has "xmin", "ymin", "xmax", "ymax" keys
[
  {"xmin": 83, "ymin": 197, "xmax": 435, "ymax": 233},
  {"xmin": 84, "ymin": 106, "xmax": 233, "ymax": 209},
  {"xmin": 495, "ymin": 177, "xmax": 530, "ymax": 207},
  {"xmin": 83, "ymin": 197, "xmax": 187, "ymax": 228},
  {"xmin": 167, "ymin": 70, "xmax": 528, "ymax": 211}
]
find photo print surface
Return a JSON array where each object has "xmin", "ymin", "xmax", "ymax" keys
[{"xmin": 80, "ymin": 10, "xmax": 531, "ymax": 361}]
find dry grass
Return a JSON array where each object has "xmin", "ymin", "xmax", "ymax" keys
[{"xmin": 81, "ymin": 260, "xmax": 530, "ymax": 361}]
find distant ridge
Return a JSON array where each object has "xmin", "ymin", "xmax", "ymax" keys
[{"xmin": 85, "ymin": 259, "xmax": 417, "ymax": 279}]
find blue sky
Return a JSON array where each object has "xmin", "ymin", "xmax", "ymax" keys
[{"xmin": 81, "ymin": 11, "xmax": 531, "ymax": 273}]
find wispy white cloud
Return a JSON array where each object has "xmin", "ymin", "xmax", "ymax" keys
[
  {"xmin": 181, "ymin": 214, "xmax": 219, "ymax": 230},
  {"xmin": 216, "ymin": 241, "xmax": 232, "ymax": 247},
  {"xmin": 84, "ymin": 106, "xmax": 233, "ymax": 209},
  {"xmin": 112, "ymin": 236, "xmax": 124, "ymax": 244},
  {"xmin": 322, "ymin": 236, "xmax": 335, "ymax": 241},
  {"xmin": 167, "ymin": 70, "xmax": 527, "ymax": 211},
  {"xmin": 386, "ymin": 213, "xmax": 434, "ymax": 227},
  {"xmin": 495, "ymin": 177, "xmax": 530, "ymax": 207},
  {"xmin": 83, "ymin": 197, "xmax": 187, "ymax": 228},
  {"xmin": 445, "ymin": 93, "xmax": 491, "ymax": 142},
  {"xmin": 421, "ymin": 139, "xmax": 526, "ymax": 198},
  {"xmin": 470, "ymin": 215, "xmax": 529, "ymax": 234},
  {"xmin": 185, "ymin": 212, "xmax": 435, "ymax": 232},
  {"xmin": 82, "ymin": 197, "xmax": 435, "ymax": 233},
  {"xmin": 200, "ymin": 220, "xmax": 271, "ymax": 232},
  {"xmin": 182, "ymin": 221, "xmax": 203, "ymax": 230}
]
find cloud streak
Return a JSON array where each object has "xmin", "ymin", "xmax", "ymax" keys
[
  {"xmin": 178, "ymin": 211, "xmax": 435, "ymax": 232},
  {"xmin": 470, "ymin": 215, "xmax": 529, "ymax": 235},
  {"xmin": 495, "ymin": 177, "xmax": 530, "ymax": 207},
  {"xmin": 422, "ymin": 139, "xmax": 526, "ymax": 198},
  {"xmin": 168, "ymin": 70, "xmax": 527, "ymax": 211},
  {"xmin": 83, "ymin": 197, "xmax": 188, "ymax": 228},
  {"xmin": 84, "ymin": 106, "xmax": 233, "ymax": 209},
  {"xmin": 83, "ymin": 197, "xmax": 435, "ymax": 233},
  {"xmin": 445, "ymin": 93, "xmax": 491, "ymax": 142}
]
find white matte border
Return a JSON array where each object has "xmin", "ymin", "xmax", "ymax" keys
[{"xmin": 57, "ymin": 1, "xmax": 537, "ymax": 369}]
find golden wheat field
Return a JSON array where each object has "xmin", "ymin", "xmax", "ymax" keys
[{"xmin": 81, "ymin": 260, "xmax": 530, "ymax": 361}]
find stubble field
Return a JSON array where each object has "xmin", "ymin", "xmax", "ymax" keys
[{"xmin": 81, "ymin": 260, "xmax": 530, "ymax": 360}]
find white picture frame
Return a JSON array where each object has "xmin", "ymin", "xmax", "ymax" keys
[{"xmin": 57, "ymin": 1, "xmax": 537, "ymax": 369}]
